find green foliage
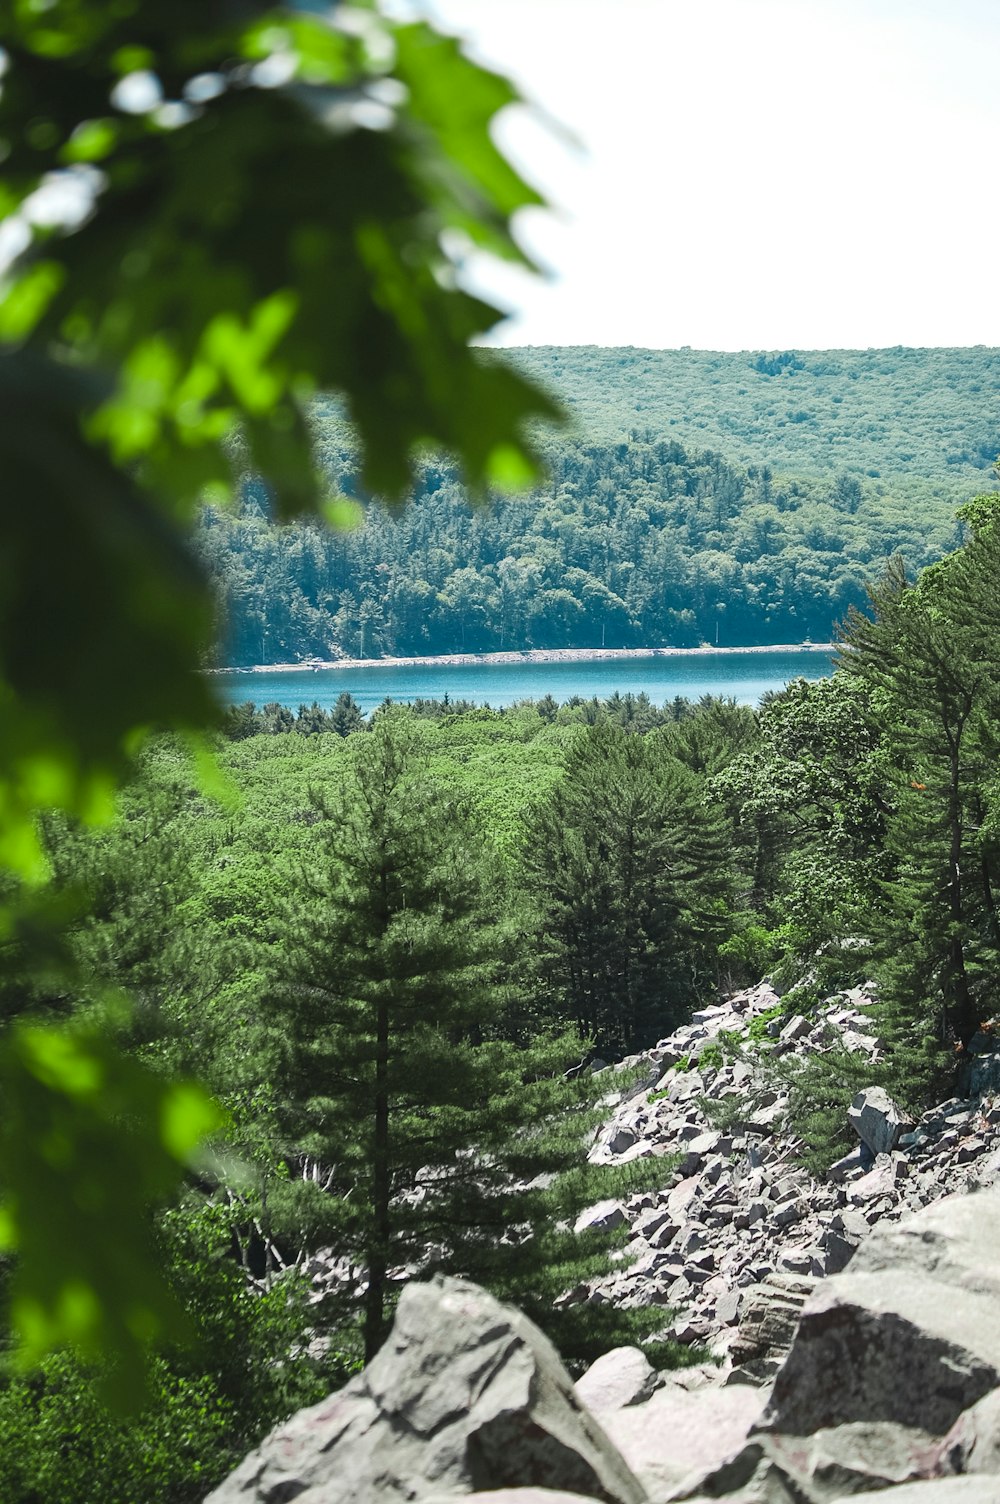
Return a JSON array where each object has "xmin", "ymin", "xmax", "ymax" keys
[
  {"xmin": 776, "ymin": 1041, "xmax": 881, "ymax": 1174},
  {"xmin": 252, "ymin": 713, "xmax": 662, "ymax": 1363},
  {"xmin": 763, "ymin": 498, "xmax": 1000, "ymax": 1161},
  {"xmin": 0, "ymin": 1350, "xmax": 234, "ymax": 1504},
  {"xmin": 0, "ymin": 1020, "xmax": 222, "ymax": 1408},
  {"xmin": 711, "ymin": 673, "xmax": 893, "ymax": 976},
  {"xmin": 0, "ymin": 354, "xmax": 216, "ymax": 880},
  {"xmin": 0, "ymin": 0, "xmax": 563, "ymax": 1382},
  {"xmin": 697, "ymin": 1091, "xmax": 746, "ymax": 1135},
  {"xmin": 745, "ymin": 1002, "xmax": 785, "ymax": 1043},
  {"xmin": 2, "ymin": 4, "xmax": 560, "ymax": 508},
  {"xmin": 840, "ymin": 503, "xmax": 1000, "ymax": 1054},
  {"xmin": 716, "ymin": 924, "xmax": 784, "ymax": 988},
  {"xmin": 0, "ymin": 1203, "xmax": 334, "ymax": 1504},
  {"xmin": 523, "ymin": 722, "xmax": 733, "ymax": 1052},
  {"xmin": 200, "ymin": 418, "xmax": 975, "ymax": 664},
  {"xmin": 508, "ymin": 346, "xmax": 1000, "ymax": 500}
]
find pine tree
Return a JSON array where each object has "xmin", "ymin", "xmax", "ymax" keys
[
  {"xmin": 266, "ymin": 713, "xmax": 669, "ymax": 1362},
  {"xmin": 782, "ymin": 499, "xmax": 1000, "ymax": 1166},
  {"xmin": 840, "ymin": 505, "xmax": 1000, "ymax": 1056},
  {"xmin": 523, "ymin": 721, "xmax": 731, "ymax": 1053},
  {"xmin": 329, "ymin": 691, "xmax": 365, "ymax": 738}
]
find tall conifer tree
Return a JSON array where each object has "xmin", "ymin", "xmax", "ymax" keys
[
  {"xmin": 840, "ymin": 501, "xmax": 1000, "ymax": 1060},
  {"xmin": 269, "ymin": 714, "xmax": 666, "ymax": 1362},
  {"xmin": 523, "ymin": 722, "xmax": 731, "ymax": 1052}
]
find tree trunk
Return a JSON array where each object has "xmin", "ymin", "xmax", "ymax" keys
[
  {"xmin": 365, "ymin": 988, "xmax": 391, "ymax": 1362},
  {"xmin": 945, "ymin": 725, "xmax": 976, "ymax": 1047}
]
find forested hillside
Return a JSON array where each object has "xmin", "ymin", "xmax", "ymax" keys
[
  {"xmin": 200, "ymin": 346, "xmax": 998, "ymax": 666},
  {"xmin": 507, "ymin": 345, "xmax": 1000, "ymax": 501}
]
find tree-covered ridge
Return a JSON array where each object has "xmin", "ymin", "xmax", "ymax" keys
[
  {"xmin": 504, "ymin": 345, "xmax": 1000, "ymax": 503},
  {"xmin": 202, "ymin": 428, "xmax": 964, "ymax": 664}
]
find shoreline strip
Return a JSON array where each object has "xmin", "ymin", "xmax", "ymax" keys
[{"xmin": 208, "ymin": 643, "xmax": 837, "ymax": 676}]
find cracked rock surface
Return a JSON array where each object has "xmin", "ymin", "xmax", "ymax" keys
[
  {"xmin": 208, "ymin": 980, "xmax": 1000, "ymax": 1504},
  {"xmin": 204, "ymin": 1276, "xmax": 647, "ymax": 1504}
]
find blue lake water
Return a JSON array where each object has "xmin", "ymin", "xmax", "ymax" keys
[{"xmin": 215, "ymin": 648, "xmax": 836, "ymax": 717}]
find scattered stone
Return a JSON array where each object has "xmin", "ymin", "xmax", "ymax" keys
[
  {"xmin": 848, "ymin": 1086, "xmax": 914, "ymax": 1156},
  {"xmin": 715, "ymin": 1290, "xmax": 742, "ymax": 1326},
  {"xmin": 605, "ymin": 1126, "xmax": 637, "ymax": 1156},
  {"xmin": 761, "ymin": 1187, "xmax": 1000, "ymax": 1437},
  {"xmin": 775, "ymin": 1250, "xmax": 814, "ymax": 1275},
  {"xmin": 574, "ymin": 1200, "xmax": 627, "ymax": 1236},
  {"xmin": 574, "ymin": 1347, "xmax": 662, "ymax": 1414},
  {"xmin": 729, "ymin": 1273, "xmax": 818, "ymax": 1371},
  {"xmin": 772, "ymin": 1196, "xmax": 806, "ymax": 1227},
  {"xmin": 821, "ymin": 1230, "xmax": 858, "ymax": 1275},
  {"xmin": 242, "ymin": 973, "xmax": 1000, "ymax": 1504}
]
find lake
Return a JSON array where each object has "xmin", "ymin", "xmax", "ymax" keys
[{"xmin": 215, "ymin": 648, "xmax": 837, "ymax": 717}]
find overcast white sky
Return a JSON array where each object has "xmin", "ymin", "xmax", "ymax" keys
[{"xmin": 423, "ymin": 0, "xmax": 1000, "ymax": 350}]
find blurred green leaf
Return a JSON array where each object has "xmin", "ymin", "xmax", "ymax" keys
[
  {"xmin": 2, "ymin": 4, "xmax": 562, "ymax": 511},
  {"xmin": 60, "ymin": 117, "xmax": 119, "ymax": 163},
  {"xmin": 0, "ymin": 350, "xmax": 217, "ymax": 879},
  {"xmin": 393, "ymin": 21, "xmax": 544, "ymax": 264},
  {"xmin": 0, "ymin": 262, "xmax": 66, "ymax": 342},
  {"xmin": 0, "ymin": 0, "xmax": 563, "ymax": 1392},
  {"xmin": 0, "ymin": 1021, "xmax": 225, "ymax": 1408}
]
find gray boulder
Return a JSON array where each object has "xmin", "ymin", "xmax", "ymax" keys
[
  {"xmin": 598, "ymin": 1384, "xmax": 765, "ymax": 1502},
  {"xmin": 682, "ymin": 1422, "xmax": 938, "ymax": 1504},
  {"xmin": 761, "ymin": 1187, "xmax": 1000, "ymax": 1437},
  {"xmin": 574, "ymin": 1347, "xmax": 662, "ymax": 1413},
  {"xmin": 205, "ymin": 1276, "xmax": 645, "ymax": 1504},
  {"xmin": 424, "ymin": 1494, "xmax": 605, "ymax": 1503},
  {"xmin": 830, "ymin": 1482, "xmax": 1000, "ymax": 1504},
  {"xmin": 935, "ymin": 1386, "xmax": 1000, "ymax": 1476},
  {"xmin": 848, "ymin": 1086, "xmax": 913, "ymax": 1156}
]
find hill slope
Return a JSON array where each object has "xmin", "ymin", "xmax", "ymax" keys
[{"xmin": 506, "ymin": 345, "xmax": 1000, "ymax": 503}]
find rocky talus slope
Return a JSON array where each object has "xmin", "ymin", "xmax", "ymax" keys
[
  {"xmin": 578, "ymin": 981, "xmax": 1000, "ymax": 1377},
  {"xmin": 207, "ymin": 980, "xmax": 1000, "ymax": 1504},
  {"xmin": 207, "ymin": 1192, "xmax": 1000, "ymax": 1503}
]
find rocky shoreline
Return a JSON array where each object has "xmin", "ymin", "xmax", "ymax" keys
[{"xmin": 209, "ymin": 643, "xmax": 836, "ymax": 676}]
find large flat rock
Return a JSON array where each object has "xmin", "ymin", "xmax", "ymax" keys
[
  {"xmin": 761, "ymin": 1188, "xmax": 1000, "ymax": 1437},
  {"xmin": 598, "ymin": 1384, "xmax": 766, "ymax": 1502}
]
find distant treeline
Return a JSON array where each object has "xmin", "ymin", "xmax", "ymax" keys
[
  {"xmin": 221, "ymin": 688, "xmax": 726, "ymax": 739},
  {"xmin": 200, "ymin": 426, "xmax": 966, "ymax": 665}
]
